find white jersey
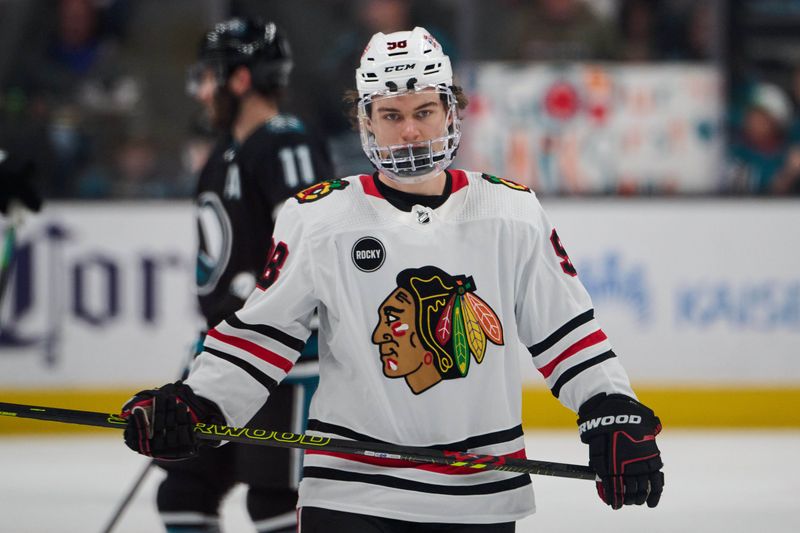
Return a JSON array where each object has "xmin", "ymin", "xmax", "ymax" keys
[{"xmin": 186, "ymin": 169, "xmax": 635, "ymax": 523}]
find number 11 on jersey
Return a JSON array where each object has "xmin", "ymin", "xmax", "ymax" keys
[{"xmin": 279, "ymin": 145, "xmax": 315, "ymax": 188}]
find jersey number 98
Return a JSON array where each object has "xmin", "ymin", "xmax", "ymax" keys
[
  {"xmin": 258, "ymin": 238, "xmax": 289, "ymax": 290},
  {"xmin": 550, "ymin": 229, "xmax": 577, "ymax": 277}
]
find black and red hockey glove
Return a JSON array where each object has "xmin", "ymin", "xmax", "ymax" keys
[
  {"xmin": 577, "ymin": 393, "xmax": 664, "ymax": 510},
  {"xmin": 120, "ymin": 381, "xmax": 224, "ymax": 460}
]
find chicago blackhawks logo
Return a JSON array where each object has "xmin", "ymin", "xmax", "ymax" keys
[
  {"xmin": 295, "ymin": 178, "xmax": 349, "ymax": 203},
  {"xmin": 481, "ymin": 173, "xmax": 531, "ymax": 193},
  {"xmin": 371, "ymin": 266, "xmax": 504, "ymax": 394}
]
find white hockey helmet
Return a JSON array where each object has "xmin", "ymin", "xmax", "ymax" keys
[{"xmin": 355, "ymin": 27, "xmax": 461, "ymax": 184}]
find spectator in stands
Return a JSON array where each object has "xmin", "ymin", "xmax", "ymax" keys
[
  {"xmin": 726, "ymin": 82, "xmax": 796, "ymax": 194},
  {"xmin": 112, "ymin": 135, "xmax": 170, "ymax": 197},
  {"xmin": 617, "ymin": 0, "xmax": 669, "ymax": 62},
  {"xmin": 769, "ymin": 147, "xmax": 800, "ymax": 194},
  {"xmin": 464, "ymin": 0, "xmax": 524, "ymax": 60},
  {"xmin": 506, "ymin": 0, "xmax": 619, "ymax": 60},
  {"xmin": 678, "ymin": 0, "xmax": 716, "ymax": 62},
  {"xmin": 12, "ymin": 0, "xmax": 139, "ymax": 198},
  {"xmin": 764, "ymin": 65, "xmax": 800, "ymax": 195}
]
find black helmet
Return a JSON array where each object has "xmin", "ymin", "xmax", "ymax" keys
[{"xmin": 194, "ymin": 17, "xmax": 292, "ymax": 94}]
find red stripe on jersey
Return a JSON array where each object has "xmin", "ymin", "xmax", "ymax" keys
[
  {"xmin": 206, "ymin": 328, "xmax": 294, "ymax": 373},
  {"xmin": 360, "ymin": 174, "xmax": 382, "ymax": 198},
  {"xmin": 304, "ymin": 448, "xmax": 528, "ymax": 475},
  {"xmin": 538, "ymin": 329, "xmax": 608, "ymax": 379},
  {"xmin": 450, "ymin": 169, "xmax": 469, "ymax": 193}
]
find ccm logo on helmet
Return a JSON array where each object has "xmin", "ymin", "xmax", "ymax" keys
[
  {"xmin": 385, "ymin": 64, "xmax": 416, "ymax": 72},
  {"xmin": 579, "ymin": 415, "xmax": 642, "ymax": 434}
]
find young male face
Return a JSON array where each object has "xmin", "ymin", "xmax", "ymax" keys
[{"xmin": 366, "ymin": 89, "xmax": 450, "ymax": 155}]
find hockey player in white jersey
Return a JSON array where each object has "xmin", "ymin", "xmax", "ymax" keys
[{"xmin": 121, "ymin": 27, "xmax": 664, "ymax": 532}]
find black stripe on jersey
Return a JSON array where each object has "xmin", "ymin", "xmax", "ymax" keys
[
  {"xmin": 226, "ymin": 313, "xmax": 306, "ymax": 352},
  {"xmin": 307, "ymin": 420, "xmax": 524, "ymax": 452},
  {"xmin": 551, "ymin": 349, "xmax": 617, "ymax": 398},
  {"xmin": 528, "ymin": 309, "xmax": 595, "ymax": 357},
  {"xmin": 439, "ymin": 425, "xmax": 524, "ymax": 451},
  {"xmin": 302, "ymin": 467, "xmax": 531, "ymax": 495},
  {"xmin": 307, "ymin": 419, "xmax": 371, "ymax": 442},
  {"xmin": 204, "ymin": 347, "xmax": 278, "ymax": 392}
]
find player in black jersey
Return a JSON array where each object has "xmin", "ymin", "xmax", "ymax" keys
[{"xmin": 154, "ymin": 18, "xmax": 331, "ymax": 533}]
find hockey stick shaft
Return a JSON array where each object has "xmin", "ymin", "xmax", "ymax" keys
[
  {"xmin": 100, "ymin": 460, "xmax": 153, "ymax": 533},
  {"xmin": 101, "ymin": 358, "xmax": 193, "ymax": 533},
  {"xmin": 0, "ymin": 401, "xmax": 595, "ymax": 480},
  {"xmin": 0, "ymin": 223, "xmax": 16, "ymax": 307}
]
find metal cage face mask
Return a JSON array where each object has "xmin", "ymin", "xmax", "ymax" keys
[
  {"xmin": 357, "ymin": 85, "xmax": 461, "ymax": 184},
  {"xmin": 185, "ymin": 62, "xmax": 227, "ymax": 98}
]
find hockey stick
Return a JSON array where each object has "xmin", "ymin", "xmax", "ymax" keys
[
  {"xmin": 100, "ymin": 460, "xmax": 152, "ymax": 533},
  {"xmin": 0, "ymin": 221, "xmax": 16, "ymax": 309},
  {"xmin": 0, "ymin": 401, "xmax": 595, "ymax": 480},
  {"xmin": 100, "ymin": 356, "xmax": 197, "ymax": 533}
]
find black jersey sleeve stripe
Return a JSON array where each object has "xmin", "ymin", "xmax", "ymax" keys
[
  {"xmin": 226, "ymin": 313, "xmax": 306, "ymax": 352},
  {"xmin": 550, "ymin": 349, "xmax": 616, "ymax": 398},
  {"xmin": 307, "ymin": 420, "xmax": 523, "ymax": 452},
  {"xmin": 528, "ymin": 309, "xmax": 595, "ymax": 357},
  {"xmin": 302, "ymin": 467, "xmax": 531, "ymax": 495},
  {"xmin": 204, "ymin": 346, "xmax": 279, "ymax": 393}
]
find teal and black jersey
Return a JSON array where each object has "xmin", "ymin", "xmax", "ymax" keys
[{"xmin": 195, "ymin": 114, "xmax": 332, "ymax": 329}]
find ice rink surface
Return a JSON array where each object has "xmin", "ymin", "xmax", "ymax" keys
[{"xmin": 1, "ymin": 430, "xmax": 799, "ymax": 533}]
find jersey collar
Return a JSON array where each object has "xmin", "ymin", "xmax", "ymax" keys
[
  {"xmin": 360, "ymin": 169, "xmax": 469, "ymax": 202},
  {"xmin": 359, "ymin": 169, "xmax": 470, "ymax": 227}
]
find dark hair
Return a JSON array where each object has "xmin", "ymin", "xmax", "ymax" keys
[{"xmin": 342, "ymin": 85, "xmax": 469, "ymax": 130}]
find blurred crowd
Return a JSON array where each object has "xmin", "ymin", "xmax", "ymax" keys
[{"xmin": 0, "ymin": 0, "xmax": 798, "ymax": 198}]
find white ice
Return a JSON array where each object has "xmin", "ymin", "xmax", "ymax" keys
[{"xmin": 1, "ymin": 430, "xmax": 799, "ymax": 533}]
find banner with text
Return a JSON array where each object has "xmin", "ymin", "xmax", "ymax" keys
[{"xmin": 1, "ymin": 201, "xmax": 798, "ymax": 388}]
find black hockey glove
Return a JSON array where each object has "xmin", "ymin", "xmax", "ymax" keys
[
  {"xmin": 120, "ymin": 381, "xmax": 224, "ymax": 460},
  {"xmin": 0, "ymin": 148, "xmax": 42, "ymax": 215},
  {"xmin": 577, "ymin": 393, "xmax": 664, "ymax": 510}
]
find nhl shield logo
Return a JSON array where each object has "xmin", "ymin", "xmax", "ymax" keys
[{"xmin": 352, "ymin": 237, "xmax": 386, "ymax": 272}]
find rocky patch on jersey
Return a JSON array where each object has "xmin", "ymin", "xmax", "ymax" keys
[
  {"xmin": 295, "ymin": 178, "xmax": 349, "ymax": 203},
  {"xmin": 371, "ymin": 266, "xmax": 504, "ymax": 395},
  {"xmin": 481, "ymin": 173, "xmax": 531, "ymax": 193},
  {"xmin": 352, "ymin": 236, "xmax": 386, "ymax": 272}
]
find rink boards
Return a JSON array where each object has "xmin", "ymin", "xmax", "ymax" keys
[{"xmin": 1, "ymin": 199, "xmax": 798, "ymax": 432}]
